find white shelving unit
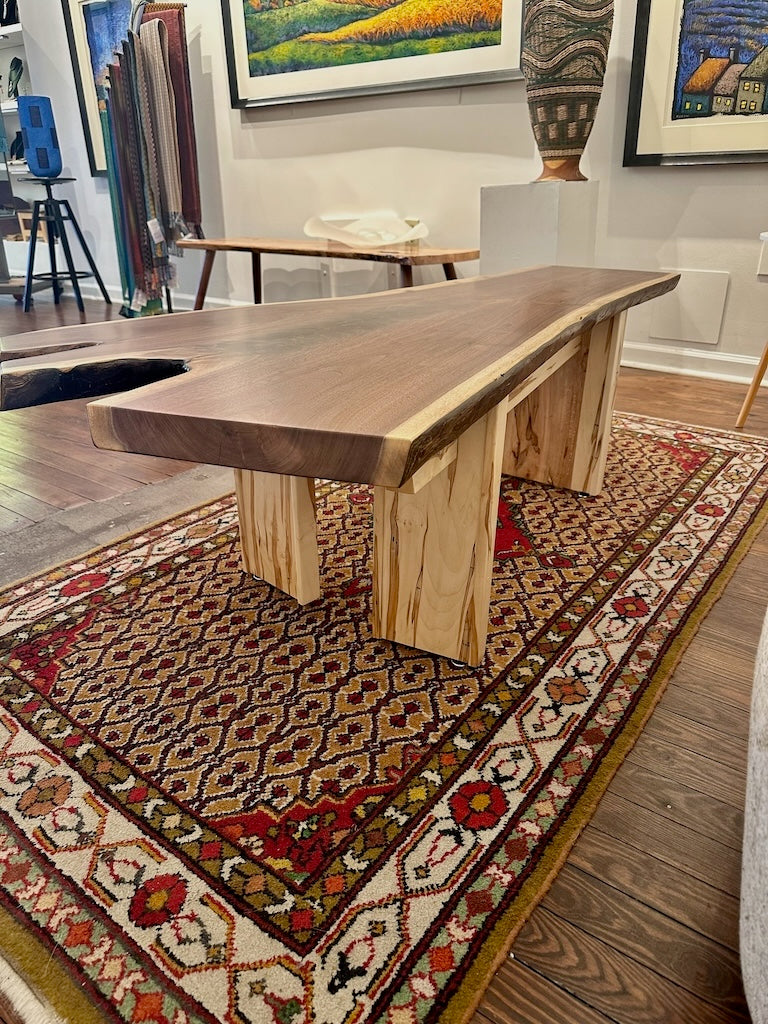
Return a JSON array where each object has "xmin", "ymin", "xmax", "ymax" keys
[
  {"xmin": 0, "ymin": 22, "xmax": 29, "ymax": 174},
  {"xmin": 0, "ymin": 21, "xmax": 46, "ymax": 297}
]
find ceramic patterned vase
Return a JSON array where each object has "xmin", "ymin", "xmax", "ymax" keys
[{"xmin": 521, "ymin": 0, "xmax": 614, "ymax": 181}]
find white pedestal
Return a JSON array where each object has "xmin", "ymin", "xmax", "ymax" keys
[{"xmin": 480, "ymin": 181, "xmax": 600, "ymax": 275}]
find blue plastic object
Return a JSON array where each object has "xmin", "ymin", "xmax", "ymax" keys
[{"xmin": 18, "ymin": 95, "xmax": 62, "ymax": 178}]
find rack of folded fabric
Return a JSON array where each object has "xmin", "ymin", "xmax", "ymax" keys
[{"xmin": 104, "ymin": 1, "xmax": 203, "ymax": 316}]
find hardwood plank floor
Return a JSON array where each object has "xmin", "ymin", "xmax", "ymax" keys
[
  {"xmin": 0, "ymin": 297, "xmax": 194, "ymax": 531},
  {"xmin": 0, "ymin": 296, "xmax": 766, "ymax": 1023}
]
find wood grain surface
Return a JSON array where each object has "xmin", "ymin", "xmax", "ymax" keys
[
  {"xmin": 0, "ymin": 268, "xmax": 678, "ymax": 488},
  {"xmin": 177, "ymin": 235, "xmax": 480, "ymax": 266}
]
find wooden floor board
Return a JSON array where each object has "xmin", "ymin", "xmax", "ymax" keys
[
  {"xmin": 0, "ymin": 425, "xmax": 184, "ymax": 484},
  {"xmin": 0, "ymin": 454, "xmax": 126, "ymax": 504},
  {"xmin": 0, "ymin": 507, "xmax": 31, "ymax": 533},
  {"xmin": 660, "ymin": 683, "xmax": 751, "ymax": 738},
  {"xmin": 511, "ymin": 907, "xmax": 748, "ymax": 1024},
  {"xmin": 541, "ymin": 866, "xmax": 746, "ymax": 1014},
  {"xmin": 1, "ymin": 303, "xmax": 764, "ymax": 1024},
  {"xmin": 589, "ymin": 793, "xmax": 743, "ymax": 896},
  {"xmin": 0, "ymin": 484, "xmax": 62, "ymax": 522},
  {"xmin": 625, "ymin": 735, "xmax": 746, "ymax": 806},
  {"xmin": 607, "ymin": 759, "xmax": 744, "ymax": 850},
  {"xmin": 477, "ymin": 959, "xmax": 618, "ymax": 1024},
  {"xmin": 640, "ymin": 705, "xmax": 748, "ymax": 768},
  {"xmin": 0, "ymin": 443, "xmax": 148, "ymax": 498},
  {"xmin": 567, "ymin": 828, "xmax": 741, "ymax": 950}
]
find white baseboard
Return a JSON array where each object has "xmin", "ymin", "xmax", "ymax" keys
[
  {"xmin": 621, "ymin": 340, "xmax": 764, "ymax": 387},
  {"xmin": 57, "ymin": 281, "xmax": 246, "ymax": 312}
]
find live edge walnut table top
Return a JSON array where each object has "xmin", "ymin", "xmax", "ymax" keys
[{"xmin": 0, "ymin": 266, "xmax": 678, "ymax": 665}]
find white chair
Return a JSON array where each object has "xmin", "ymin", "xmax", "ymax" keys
[{"xmin": 736, "ymin": 232, "xmax": 768, "ymax": 429}]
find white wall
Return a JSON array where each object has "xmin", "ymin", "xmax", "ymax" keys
[{"xmin": 15, "ymin": 0, "xmax": 768, "ymax": 383}]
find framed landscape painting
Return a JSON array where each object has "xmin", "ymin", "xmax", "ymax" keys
[
  {"xmin": 625, "ymin": 0, "xmax": 768, "ymax": 165},
  {"xmin": 221, "ymin": 0, "xmax": 523, "ymax": 108},
  {"xmin": 62, "ymin": 0, "xmax": 132, "ymax": 176}
]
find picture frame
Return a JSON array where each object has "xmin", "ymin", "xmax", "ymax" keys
[
  {"xmin": 61, "ymin": 0, "xmax": 132, "ymax": 176},
  {"xmin": 221, "ymin": 0, "xmax": 523, "ymax": 109},
  {"xmin": 625, "ymin": 0, "xmax": 768, "ymax": 166}
]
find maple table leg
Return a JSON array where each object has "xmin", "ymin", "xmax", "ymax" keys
[
  {"xmin": 502, "ymin": 311, "xmax": 626, "ymax": 495},
  {"xmin": 372, "ymin": 405, "xmax": 506, "ymax": 666},
  {"xmin": 234, "ymin": 469, "xmax": 320, "ymax": 605}
]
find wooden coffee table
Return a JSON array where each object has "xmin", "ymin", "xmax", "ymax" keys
[
  {"xmin": 176, "ymin": 236, "xmax": 480, "ymax": 308},
  {"xmin": 0, "ymin": 266, "xmax": 678, "ymax": 665}
]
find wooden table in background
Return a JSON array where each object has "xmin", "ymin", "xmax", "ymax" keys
[
  {"xmin": 176, "ymin": 236, "xmax": 480, "ymax": 309},
  {"xmin": 0, "ymin": 267, "xmax": 678, "ymax": 665}
]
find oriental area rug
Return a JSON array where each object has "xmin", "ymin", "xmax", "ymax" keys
[{"xmin": 0, "ymin": 413, "xmax": 766, "ymax": 1024}]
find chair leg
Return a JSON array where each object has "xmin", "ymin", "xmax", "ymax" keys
[
  {"xmin": 23, "ymin": 201, "xmax": 41, "ymax": 312},
  {"xmin": 61, "ymin": 199, "xmax": 112, "ymax": 304},
  {"xmin": 736, "ymin": 341, "xmax": 768, "ymax": 429}
]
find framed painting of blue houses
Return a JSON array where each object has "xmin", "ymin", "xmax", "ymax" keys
[
  {"xmin": 625, "ymin": 0, "xmax": 768, "ymax": 165},
  {"xmin": 221, "ymin": 0, "xmax": 522, "ymax": 108}
]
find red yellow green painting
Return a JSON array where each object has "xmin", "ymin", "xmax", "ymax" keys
[{"xmin": 242, "ymin": 0, "xmax": 503, "ymax": 75}]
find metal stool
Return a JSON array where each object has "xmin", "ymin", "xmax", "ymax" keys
[{"xmin": 21, "ymin": 176, "xmax": 111, "ymax": 312}]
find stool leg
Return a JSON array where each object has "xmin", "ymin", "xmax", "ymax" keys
[
  {"xmin": 45, "ymin": 199, "xmax": 62, "ymax": 304},
  {"xmin": 61, "ymin": 200, "xmax": 112, "ymax": 304},
  {"xmin": 52, "ymin": 202, "xmax": 84, "ymax": 313},
  {"xmin": 736, "ymin": 341, "xmax": 768, "ymax": 429},
  {"xmin": 23, "ymin": 201, "xmax": 41, "ymax": 312}
]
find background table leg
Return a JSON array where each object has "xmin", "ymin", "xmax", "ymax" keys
[
  {"xmin": 194, "ymin": 250, "xmax": 215, "ymax": 310},
  {"xmin": 502, "ymin": 312, "xmax": 626, "ymax": 495},
  {"xmin": 251, "ymin": 252, "xmax": 262, "ymax": 304},
  {"xmin": 234, "ymin": 469, "xmax": 320, "ymax": 605},
  {"xmin": 372, "ymin": 405, "xmax": 506, "ymax": 665}
]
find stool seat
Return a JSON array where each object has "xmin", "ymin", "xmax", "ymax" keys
[
  {"xmin": 22, "ymin": 175, "xmax": 111, "ymax": 312},
  {"xmin": 18, "ymin": 177, "xmax": 77, "ymax": 185}
]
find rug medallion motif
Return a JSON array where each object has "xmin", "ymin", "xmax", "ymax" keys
[{"xmin": 0, "ymin": 414, "xmax": 765, "ymax": 1024}]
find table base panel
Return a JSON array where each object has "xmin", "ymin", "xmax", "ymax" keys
[
  {"xmin": 234, "ymin": 469, "xmax": 320, "ymax": 605},
  {"xmin": 371, "ymin": 405, "xmax": 506, "ymax": 666},
  {"xmin": 502, "ymin": 313, "xmax": 625, "ymax": 495}
]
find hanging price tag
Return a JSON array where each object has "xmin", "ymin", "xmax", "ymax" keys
[{"xmin": 147, "ymin": 218, "xmax": 165, "ymax": 244}]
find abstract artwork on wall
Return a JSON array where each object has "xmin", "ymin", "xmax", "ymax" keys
[
  {"xmin": 625, "ymin": 0, "xmax": 768, "ymax": 165},
  {"xmin": 61, "ymin": 0, "xmax": 132, "ymax": 176},
  {"xmin": 221, "ymin": 0, "xmax": 523, "ymax": 107}
]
